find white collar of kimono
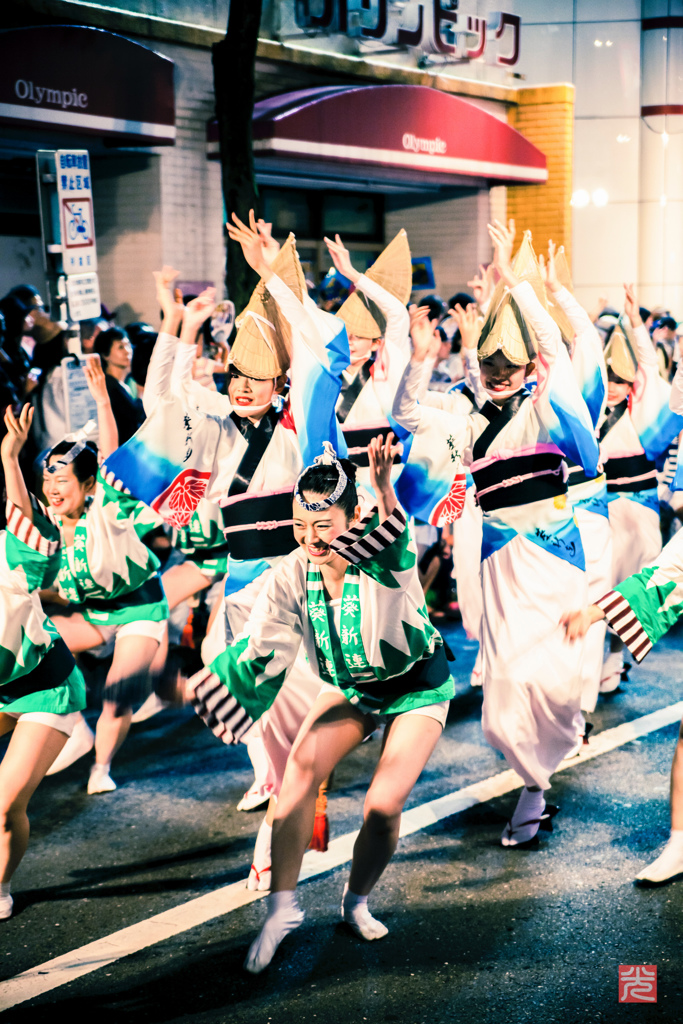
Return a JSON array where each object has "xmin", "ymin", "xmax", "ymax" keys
[{"xmin": 294, "ymin": 441, "xmax": 348, "ymax": 512}]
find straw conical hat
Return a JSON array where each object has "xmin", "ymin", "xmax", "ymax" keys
[
  {"xmin": 230, "ymin": 234, "xmax": 306, "ymax": 379},
  {"xmin": 545, "ymin": 244, "xmax": 575, "ymax": 346},
  {"xmin": 604, "ymin": 317, "xmax": 638, "ymax": 383},
  {"xmin": 336, "ymin": 229, "xmax": 412, "ymax": 339},
  {"xmin": 555, "ymin": 246, "xmax": 573, "ymax": 292},
  {"xmin": 478, "ymin": 232, "xmax": 541, "ymax": 366}
]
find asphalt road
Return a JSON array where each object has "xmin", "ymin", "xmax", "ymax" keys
[{"xmin": 2, "ymin": 621, "xmax": 683, "ymax": 1023}]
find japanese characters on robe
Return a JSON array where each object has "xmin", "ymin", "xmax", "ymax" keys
[
  {"xmin": 52, "ymin": 473, "xmax": 169, "ymax": 630},
  {"xmin": 597, "ymin": 525, "xmax": 683, "ymax": 664},
  {"xmin": 208, "ymin": 504, "xmax": 455, "ymax": 732},
  {"xmin": 601, "ymin": 323, "xmax": 683, "ymax": 586},
  {"xmin": 393, "ymin": 280, "xmax": 601, "ymax": 790},
  {"xmin": 103, "ymin": 273, "xmax": 349, "ymax": 598},
  {"xmin": 555, "ymin": 285, "xmax": 611, "ymax": 713},
  {"xmin": 336, "ymin": 274, "xmax": 410, "ymax": 487},
  {"xmin": 0, "ymin": 499, "xmax": 85, "ymax": 716}
]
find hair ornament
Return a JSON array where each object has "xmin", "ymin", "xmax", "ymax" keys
[{"xmin": 294, "ymin": 441, "xmax": 348, "ymax": 512}]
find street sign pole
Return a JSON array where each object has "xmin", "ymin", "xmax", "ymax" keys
[{"xmin": 35, "ymin": 148, "xmax": 101, "ymax": 328}]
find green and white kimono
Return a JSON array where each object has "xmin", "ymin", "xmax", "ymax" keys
[
  {"xmin": 171, "ymin": 499, "xmax": 230, "ymax": 579},
  {"xmin": 52, "ymin": 470, "xmax": 169, "ymax": 629},
  {"xmin": 0, "ymin": 500, "xmax": 85, "ymax": 715},
  {"xmin": 596, "ymin": 527, "xmax": 683, "ymax": 663},
  {"xmin": 209, "ymin": 503, "xmax": 455, "ymax": 726}
]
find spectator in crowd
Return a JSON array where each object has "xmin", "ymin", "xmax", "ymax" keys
[
  {"xmin": 652, "ymin": 315, "xmax": 678, "ymax": 381},
  {"xmin": 93, "ymin": 327, "xmax": 144, "ymax": 444}
]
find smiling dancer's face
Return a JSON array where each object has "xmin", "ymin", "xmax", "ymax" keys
[
  {"xmin": 479, "ymin": 350, "xmax": 531, "ymax": 404},
  {"xmin": 43, "ymin": 460, "xmax": 93, "ymax": 517},
  {"xmin": 228, "ymin": 370, "xmax": 276, "ymax": 418},
  {"xmin": 292, "ymin": 496, "xmax": 360, "ymax": 566}
]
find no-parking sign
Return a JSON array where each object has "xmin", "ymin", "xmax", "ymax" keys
[{"xmin": 56, "ymin": 149, "xmax": 97, "ymax": 274}]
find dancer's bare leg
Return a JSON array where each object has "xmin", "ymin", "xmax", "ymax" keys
[{"xmin": 0, "ymin": 721, "xmax": 67, "ymax": 918}]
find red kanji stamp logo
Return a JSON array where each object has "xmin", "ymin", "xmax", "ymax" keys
[{"xmin": 619, "ymin": 965, "xmax": 657, "ymax": 1002}]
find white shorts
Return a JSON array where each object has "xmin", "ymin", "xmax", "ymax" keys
[
  {"xmin": 4, "ymin": 710, "xmax": 81, "ymax": 737},
  {"xmin": 89, "ymin": 618, "xmax": 167, "ymax": 660},
  {"xmin": 319, "ymin": 683, "xmax": 449, "ymax": 730}
]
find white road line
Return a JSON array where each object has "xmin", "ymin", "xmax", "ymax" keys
[{"xmin": 2, "ymin": 699, "xmax": 682, "ymax": 1012}]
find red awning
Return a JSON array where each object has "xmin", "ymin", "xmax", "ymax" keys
[
  {"xmin": 209, "ymin": 85, "xmax": 547, "ymax": 187},
  {"xmin": 0, "ymin": 26, "xmax": 175, "ymax": 145}
]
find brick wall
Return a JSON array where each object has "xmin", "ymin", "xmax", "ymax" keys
[
  {"xmin": 507, "ymin": 85, "xmax": 575, "ymax": 267},
  {"xmin": 92, "ymin": 40, "xmax": 225, "ymax": 327},
  {"xmin": 386, "ymin": 188, "xmax": 507, "ymax": 303},
  {"xmin": 92, "ymin": 153, "xmax": 162, "ymax": 326}
]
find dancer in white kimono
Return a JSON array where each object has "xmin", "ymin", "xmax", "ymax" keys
[
  {"xmin": 324, "ymin": 230, "xmax": 412, "ymax": 489},
  {"xmin": 598, "ymin": 285, "xmax": 683, "ymax": 691},
  {"xmin": 541, "ymin": 242, "xmax": 610, "ymax": 726},
  {"xmin": 202, "ymin": 434, "xmax": 454, "ymax": 972},
  {"xmin": 393, "ymin": 220, "xmax": 600, "ymax": 847}
]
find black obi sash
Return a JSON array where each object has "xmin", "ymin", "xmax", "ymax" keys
[
  {"xmin": 470, "ymin": 390, "xmax": 566, "ymax": 511},
  {"xmin": 0, "ymin": 638, "xmax": 75, "ymax": 705},
  {"xmin": 221, "ymin": 489, "xmax": 298, "ymax": 560},
  {"xmin": 342, "ymin": 424, "xmax": 402, "ymax": 468},
  {"xmin": 604, "ymin": 453, "xmax": 657, "ymax": 493}
]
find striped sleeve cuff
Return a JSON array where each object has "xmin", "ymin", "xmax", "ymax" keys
[
  {"xmin": 330, "ymin": 504, "xmax": 407, "ymax": 565},
  {"xmin": 596, "ymin": 590, "xmax": 653, "ymax": 663},
  {"xmin": 190, "ymin": 667, "xmax": 254, "ymax": 744},
  {"xmin": 5, "ymin": 500, "xmax": 60, "ymax": 557}
]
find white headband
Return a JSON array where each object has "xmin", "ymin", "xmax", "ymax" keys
[{"xmin": 294, "ymin": 441, "xmax": 348, "ymax": 512}]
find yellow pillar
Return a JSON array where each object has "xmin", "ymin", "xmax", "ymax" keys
[{"xmin": 507, "ymin": 84, "xmax": 575, "ymax": 266}]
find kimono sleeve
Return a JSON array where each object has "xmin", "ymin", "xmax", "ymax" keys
[
  {"xmin": 4, "ymin": 498, "xmax": 61, "ymax": 590},
  {"xmin": 353, "ymin": 273, "xmax": 411, "ymax": 423},
  {"xmin": 630, "ymin": 324, "xmax": 683, "ymax": 459},
  {"xmin": 554, "ymin": 287, "xmax": 607, "ymax": 429},
  {"xmin": 208, "ymin": 556, "xmax": 306, "ymax": 723},
  {"xmin": 392, "ymin": 358, "xmax": 471, "ymax": 525},
  {"xmin": 97, "ymin": 470, "xmax": 163, "ymax": 539},
  {"xmin": 596, "ymin": 528, "xmax": 683, "ymax": 662},
  {"xmin": 142, "ymin": 332, "xmax": 179, "ymax": 416},
  {"xmin": 330, "ymin": 504, "xmax": 415, "ymax": 589},
  {"xmin": 512, "ymin": 281, "xmax": 600, "ymax": 475},
  {"xmin": 267, "ymin": 273, "xmax": 349, "ymax": 464}
]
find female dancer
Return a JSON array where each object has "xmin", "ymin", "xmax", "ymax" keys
[
  {"xmin": 393, "ymin": 220, "xmax": 600, "ymax": 847},
  {"xmin": 102, "ymin": 214, "xmax": 349, "ymax": 877},
  {"xmin": 598, "ymin": 285, "xmax": 683, "ymax": 690},
  {"xmin": 562, "ymin": 526, "xmax": 683, "ymax": 883},
  {"xmin": 202, "ymin": 433, "xmax": 454, "ymax": 972},
  {"xmin": 540, "ymin": 242, "xmax": 610, "ymax": 728},
  {"xmin": 0, "ymin": 404, "xmax": 86, "ymax": 919},
  {"xmin": 19, "ymin": 356, "xmax": 169, "ymax": 794}
]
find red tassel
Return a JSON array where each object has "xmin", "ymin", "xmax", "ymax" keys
[
  {"xmin": 181, "ymin": 610, "xmax": 194, "ymax": 648},
  {"xmin": 308, "ymin": 779, "xmax": 329, "ymax": 852}
]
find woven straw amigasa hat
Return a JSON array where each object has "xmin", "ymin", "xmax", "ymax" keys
[
  {"xmin": 478, "ymin": 231, "xmax": 546, "ymax": 367},
  {"xmin": 230, "ymin": 233, "xmax": 307, "ymax": 380},
  {"xmin": 604, "ymin": 318, "xmax": 638, "ymax": 383},
  {"xmin": 336, "ymin": 229, "xmax": 412, "ymax": 340}
]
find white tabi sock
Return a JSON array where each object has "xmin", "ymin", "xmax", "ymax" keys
[
  {"xmin": 244, "ymin": 890, "xmax": 304, "ymax": 974},
  {"xmin": 636, "ymin": 830, "xmax": 683, "ymax": 883},
  {"xmin": 247, "ymin": 819, "xmax": 272, "ymax": 892},
  {"xmin": 342, "ymin": 883, "xmax": 388, "ymax": 940},
  {"xmin": 0, "ymin": 882, "xmax": 12, "ymax": 920},
  {"xmin": 87, "ymin": 762, "xmax": 117, "ymax": 795},
  {"xmin": 501, "ymin": 787, "xmax": 546, "ymax": 846}
]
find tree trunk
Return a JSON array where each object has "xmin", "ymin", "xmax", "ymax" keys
[{"xmin": 212, "ymin": 0, "xmax": 263, "ymax": 312}]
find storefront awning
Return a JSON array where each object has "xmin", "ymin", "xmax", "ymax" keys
[
  {"xmin": 0, "ymin": 26, "xmax": 175, "ymax": 145},
  {"xmin": 208, "ymin": 85, "xmax": 547, "ymax": 187}
]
